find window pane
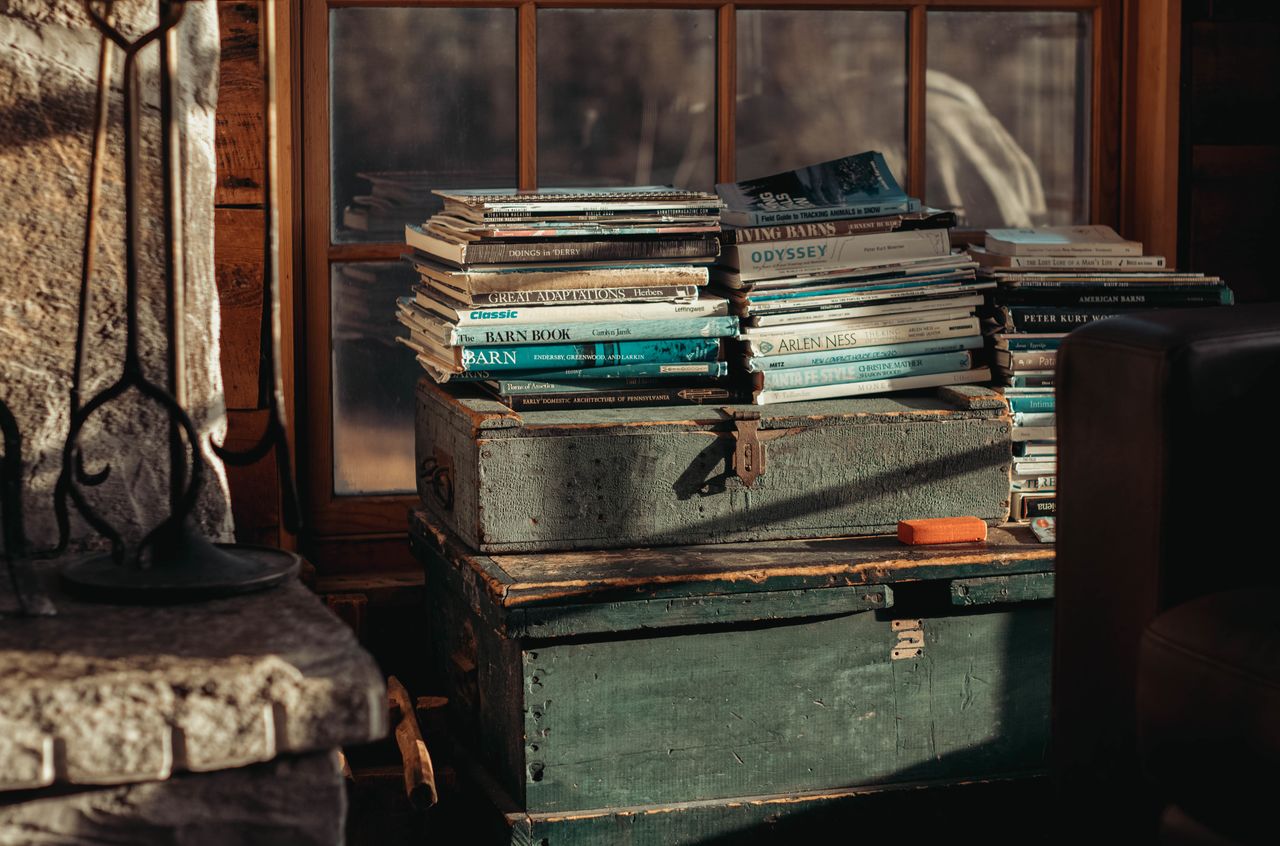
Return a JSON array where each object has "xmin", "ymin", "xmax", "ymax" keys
[
  {"xmin": 331, "ymin": 262, "xmax": 419, "ymax": 496},
  {"xmin": 736, "ymin": 11, "xmax": 908, "ymax": 184},
  {"xmin": 538, "ymin": 9, "xmax": 715, "ymax": 190},
  {"xmin": 927, "ymin": 12, "xmax": 1092, "ymax": 228},
  {"xmin": 330, "ymin": 8, "xmax": 517, "ymax": 243}
]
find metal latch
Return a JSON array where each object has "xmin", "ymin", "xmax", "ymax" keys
[{"xmin": 723, "ymin": 408, "xmax": 787, "ymax": 489}]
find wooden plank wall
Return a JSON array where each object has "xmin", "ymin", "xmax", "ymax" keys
[
  {"xmin": 1180, "ymin": 2, "xmax": 1280, "ymax": 302},
  {"xmin": 215, "ymin": 1, "xmax": 283, "ymax": 547}
]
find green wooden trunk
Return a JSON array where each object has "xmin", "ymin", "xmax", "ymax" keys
[
  {"xmin": 411, "ymin": 511, "xmax": 1055, "ymax": 844},
  {"xmin": 415, "ymin": 379, "xmax": 1014, "ymax": 553}
]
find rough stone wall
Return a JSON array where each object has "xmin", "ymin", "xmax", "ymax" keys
[{"xmin": 0, "ymin": 0, "xmax": 233, "ymax": 554}]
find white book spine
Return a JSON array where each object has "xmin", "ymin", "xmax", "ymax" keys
[
  {"xmin": 744, "ymin": 316, "xmax": 981, "ymax": 357},
  {"xmin": 727, "ymin": 229, "xmax": 951, "ymax": 280},
  {"xmin": 753, "ymin": 367, "xmax": 990, "ymax": 405},
  {"xmin": 749, "ymin": 304, "xmax": 975, "ymax": 329}
]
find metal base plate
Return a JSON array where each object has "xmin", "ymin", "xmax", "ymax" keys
[{"xmin": 60, "ymin": 532, "xmax": 300, "ymax": 605}]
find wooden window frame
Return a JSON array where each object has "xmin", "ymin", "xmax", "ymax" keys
[{"xmin": 285, "ymin": 0, "xmax": 1179, "ymax": 569}]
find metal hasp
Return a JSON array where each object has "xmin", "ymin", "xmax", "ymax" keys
[
  {"xmin": 59, "ymin": 0, "xmax": 298, "ymax": 604},
  {"xmin": 722, "ymin": 407, "xmax": 789, "ymax": 489}
]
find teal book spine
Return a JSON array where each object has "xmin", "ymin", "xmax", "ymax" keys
[
  {"xmin": 758, "ymin": 350, "xmax": 973, "ymax": 390},
  {"xmin": 1007, "ymin": 395, "xmax": 1056, "ymax": 413},
  {"xmin": 460, "ymin": 337, "xmax": 722, "ymax": 372},
  {"xmin": 746, "ymin": 335, "xmax": 982, "ymax": 371},
  {"xmin": 448, "ymin": 316, "xmax": 739, "ymax": 346},
  {"xmin": 447, "ymin": 361, "xmax": 728, "ymax": 381}
]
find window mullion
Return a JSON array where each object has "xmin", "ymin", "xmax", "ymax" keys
[
  {"xmin": 518, "ymin": 1, "xmax": 537, "ymax": 189},
  {"xmin": 716, "ymin": 3, "xmax": 735, "ymax": 185}
]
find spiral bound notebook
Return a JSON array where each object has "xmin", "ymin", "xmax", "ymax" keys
[{"xmin": 434, "ymin": 186, "xmax": 723, "ymax": 212}]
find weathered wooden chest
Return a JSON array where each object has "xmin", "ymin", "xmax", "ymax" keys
[
  {"xmin": 415, "ymin": 379, "xmax": 1014, "ymax": 553},
  {"xmin": 411, "ymin": 510, "xmax": 1055, "ymax": 844}
]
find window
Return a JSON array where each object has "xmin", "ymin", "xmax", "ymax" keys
[{"xmin": 300, "ymin": 0, "xmax": 1120, "ymax": 561}]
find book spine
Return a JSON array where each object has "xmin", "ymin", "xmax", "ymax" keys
[
  {"xmin": 1008, "ymin": 373, "xmax": 1056, "ymax": 388},
  {"xmin": 745, "ymin": 335, "xmax": 983, "ymax": 371},
  {"xmin": 745, "ymin": 316, "xmax": 980, "ymax": 357},
  {"xmin": 758, "ymin": 351, "xmax": 975, "ymax": 390},
  {"xmin": 460, "ymin": 337, "xmax": 722, "ymax": 371},
  {"xmin": 1008, "ymin": 395, "xmax": 1056, "ymax": 413},
  {"xmin": 997, "ymin": 306, "xmax": 1160, "ymax": 332},
  {"xmin": 995, "ymin": 288, "xmax": 1233, "ymax": 308},
  {"xmin": 987, "ymin": 240, "xmax": 1143, "ymax": 257},
  {"xmin": 996, "ymin": 350, "xmax": 1059, "ymax": 371},
  {"xmin": 447, "ymin": 361, "xmax": 729, "ymax": 382},
  {"xmin": 721, "ymin": 198, "xmax": 919, "ymax": 228},
  {"xmin": 437, "ymin": 265, "xmax": 710, "ymax": 294},
  {"xmin": 458, "ymin": 235, "xmax": 720, "ymax": 265},
  {"xmin": 1015, "ymin": 495, "xmax": 1057, "ymax": 520},
  {"xmin": 725, "ymin": 229, "xmax": 950, "ymax": 279},
  {"xmin": 461, "ymin": 284, "xmax": 700, "ymax": 306},
  {"xmin": 994, "ymin": 335, "xmax": 1065, "ymax": 351},
  {"xmin": 723, "ymin": 217, "xmax": 902, "ymax": 245},
  {"xmin": 746, "ymin": 300, "xmax": 978, "ymax": 329},
  {"xmin": 1011, "ymin": 475, "xmax": 1057, "ymax": 492},
  {"xmin": 447, "ymin": 316, "xmax": 738, "ymax": 346},
  {"xmin": 496, "ymin": 375, "xmax": 727, "ymax": 395},
  {"xmin": 979, "ymin": 253, "xmax": 1166, "ymax": 270},
  {"xmin": 752, "ymin": 367, "xmax": 990, "ymax": 405},
  {"xmin": 500, "ymin": 384, "xmax": 746, "ymax": 410},
  {"xmin": 1013, "ymin": 411, "xmax": 1056, "ymax": 427},
  {"xmin": 1011, "ymin": 425, "xmax": 1056, "ymax": 441},
  {"xmin": 747, "ymin": 307, "xmax": 967, "ymax": 332},
  {"xmin": 452, "ymin": 297, "xmax": 729, "ymax": 326}
]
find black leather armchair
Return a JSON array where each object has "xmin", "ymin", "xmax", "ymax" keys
[{"xmin": 1053, "ymin": 303, "xmax": 1280, "ymax": 845}]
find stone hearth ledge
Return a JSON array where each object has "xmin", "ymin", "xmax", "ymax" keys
[{"xmin": 0, "ymin": 572, "xmax": 386, "ymax": 792}]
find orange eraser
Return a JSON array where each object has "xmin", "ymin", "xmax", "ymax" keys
[{"xmin": 897, "ymin": 516, "xmax": 988, "ymax": 545}]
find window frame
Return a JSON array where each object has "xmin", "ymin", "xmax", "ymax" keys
[{"xmin": 293, "ymin": 0, "xmax": 1128, "ymax": 568}]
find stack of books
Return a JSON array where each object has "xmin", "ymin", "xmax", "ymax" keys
[
  {"xmin": 396, "ymin": 187, "xmax": 745, "ymax": 410},
  {"xmin": 712, "ymin": 152, "xmax": 994, "ymax": 405},
  {"xmin": 973, "ymin": 225, "xmax": 1233, "ymax": 521}
]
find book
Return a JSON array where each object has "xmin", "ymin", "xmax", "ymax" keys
[
  {"xmin": 968, "ymin": 244, "xmax": 1165, "ymax": 271},
  {"xmin": 1012, "ymin": 411, "xmax": 1056, "ymax": 427},
  {"xmin": 743, "ymin": 315, "xmax": 982, "ymax": 357},
  {"xmin": 720, "ymin": 228, "xmax": 952, "ymax": 281},
  {"xmin": 399, "ymin": 301, "xmax": 737, "ymax": 347},
  {"xmin": 1008, "ymin": 372, "xmax": 1056, "ymax": 388},
  {"xmin": 459, "ymin": 361, "xmax": 729, "ymax": 384},
  {"xmin": 722, "ymin": 199, "xmax": 921, "ymax": 229},
  {"xmin": 421, "ymin": 279, "xmax": 702, "ymax": 307},
  {"xmin": 752, "ymin": 367, "xmax": 991, "ymax": 405},
  {"xmin": 717, "ymin": 151, "xmax": 915, "ymax": 227},
  {"xmin": 415, "ymin": 290, "xmax": 727, "ymax": 325},
  {"xmin": 493, "ymin": 375, "xmax": 728, "ymax": 395},
  {"xmin": 715, "ymin": 255, "xmax": 969, "ymax": 292},
  {"xmin": 744, "ymin": 335, "xmax": 984, "ymax": 371},
  {"xmin": 985, "ymin": 305, "xmax": 1215, "ymax": 334},
  {"xmin": 994, "ymin": 350, "xmax": 1058, "ymax": 372},
  {"xmin": 1014, "ymin": 441, "xmax": 1058, "ymax": 457},
  {"xmin": 435, "ymin": 186, "xmax": 724, "ymax": 222},
  {"xmin": 430, "ymin": 213, "xmax": 719, "ymax": 240},
  {"xmin": 491, "ymin": 384, "xmax": 747, "ymax": 410},
  {"xmin": 1008, "ymin": 395, "xmax": 1056, "ymax": 413},
  {"xmin": 993, "ymin": 287, "xmax": 1234, "ymax": 308},
  {"xmin": 984, "ymin": 225, "xmax": 1142, "ymax": 256},
  {"xmin": 1012, "ymin": 491, "xmax": 1056, "ymax": 521},
  {"xmin": 755, "ymin": 350, "xmax": 976, "ymax": 390},
  {"xmin": 720, "ymin": 209, "xmax": 956, "ymax": 245},
  {"xmin": 411, "ymin": 256, "xmax": 709, "ymax": 294},
  {"xmin": 992, "ymin": 334, "xmax": 1066, "ymax": 351},
  {"xmin": 745, "ymin": 293, "xmax": 986, "ymax": 328},
  {"xmin": 409, "ymin": 336, "xmax": 724, "ymax": 373},
  {"xmin": 406, "ymin": 224, "xmax": 721, "ymax": 267},
  {"xmin": 1011, "ymin": 425, "xmax": 1056, "ymax": 441},
  {"xmin": 983, "ymin": 272, "xmax": 1224, "ymax": 288}
]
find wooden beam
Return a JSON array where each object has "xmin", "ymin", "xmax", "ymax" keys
[
  {"xmin": 716, "ymin": 4, "xmax": 735, "ymax": 185},
  {"xmin": 518, "ymin": 2, "xmax": 537, "ymax": 189}
]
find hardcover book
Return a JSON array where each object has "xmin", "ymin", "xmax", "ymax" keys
[{"xmin": 983, "ymin": 226, "xmax": 1142, "ymax": 257}]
